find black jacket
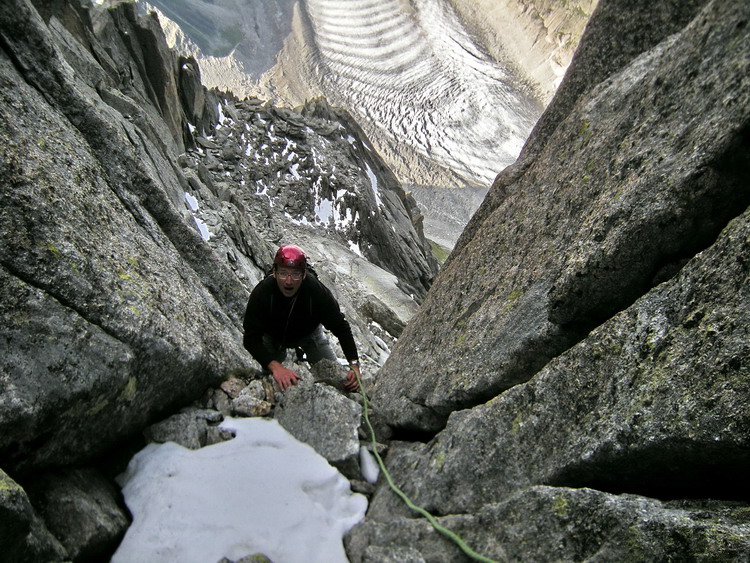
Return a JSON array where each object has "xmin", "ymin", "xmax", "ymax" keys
[{"xmin": 242, "ymin": 273, "xmax": 358, "ymax": 369}]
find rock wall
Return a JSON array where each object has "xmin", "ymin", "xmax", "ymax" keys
[
  {"xmin": 359, "ymin": 0, "xmax": 750, "ymax": 559},
  {"xmin": 371, "ymin": 0, "xmax": 747, "ymax": 432},
  {"xmin": 0, "ymin": 0, "xmax": 248, "ymax": 474}
]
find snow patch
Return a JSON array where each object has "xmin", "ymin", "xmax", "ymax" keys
[
  {"xmin": 359, "ymin": 446, "xmax": 380, "ymax": 484},
  {"xmin": 193, "ymin": 217, "xmax": 211, "ymax": 241},
  {"xmin": 112, "ymin": 417, "xmax": 367, "ymax": 563},
  {"xmin": 217, "ymin": 102, "xmax": 230, "ymax": 127},
  {"xmin": 184, "ymin": 192, "xmax": 199, "ymax": 212},
  {"xmin": 364, "ymin": 162, "xmax": 383, "ymax": 208},
  {"xmin": 184, "ymin": 192, "xmax": 211, "ymax": 240}
]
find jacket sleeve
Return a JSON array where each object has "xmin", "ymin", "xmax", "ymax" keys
[
  {"xmin": 316, "ymin": 282, "xmax": 359, "ymax": 363},
  {"xmin": 243, "ymin": 278, "xmax": 276, "ymax": 369}
]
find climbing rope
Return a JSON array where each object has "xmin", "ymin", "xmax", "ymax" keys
[{"xmin": 355, "ymin": 373, "xmax": 498, "ymax": 563}]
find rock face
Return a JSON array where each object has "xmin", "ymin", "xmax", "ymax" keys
[
  {"xmin": 359, "ymin": 0, "xmax": 750, "ymax": 559},
  {"xmin": 2, "ymin": 0, "xmax": 749, "ymax": 561},
  {"xmin": 0, "ymin": 0, "xmax": 250, "ymax": 473},
  {"xmin": 368, "ymin": 205, "xmax": 750, "ymax": 514},
  {"xmin": 0, "ymin": 468, "xmax": 67, "ymax": 563},
  {"xmin": 276, "ymin": 371, "xmax": 363, "ymax": 479},
  {"xmin": 25, "ymin": 468, "xmax": 130, "ymax": 561}
]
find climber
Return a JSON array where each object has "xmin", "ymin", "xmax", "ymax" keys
[{"xmin": 242, "ymin": 244, "xmax": 361, "ymax": 393}]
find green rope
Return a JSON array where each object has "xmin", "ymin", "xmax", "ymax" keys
[{"xmin": 356, "ymin": 374, "xmax": 498, "ymax": 563}]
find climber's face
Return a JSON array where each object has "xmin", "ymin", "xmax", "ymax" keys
[{"xmin": 274, "ymin": 267, "xmax": 305, "ymax": 297}]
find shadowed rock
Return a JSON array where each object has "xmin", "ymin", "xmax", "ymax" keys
[
  {"xmin": 355, "ymin": 1, "xmax": 750, "ymax": 559},
  {"xmin": 25, "ymin": 468, "xmax": 130, "ymax": 562},
  {"xmin": 0, "ymin": 469, "xmax": 67, "ymax": 563},
  {"xmin": 0, "ymin": 0, "xmax": 431, "ymax": 476}
]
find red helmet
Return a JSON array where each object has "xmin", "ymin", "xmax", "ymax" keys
[{"xmin": 273, "ymin": 245, "xmax": 307, "ymax": 270}]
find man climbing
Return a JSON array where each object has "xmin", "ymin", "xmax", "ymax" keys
[{"xmin": 243, "ymin": 244, "xmax": 361, "ymax": 393}]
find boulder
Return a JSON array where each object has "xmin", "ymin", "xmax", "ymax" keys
[
  {"xmin": 310, "ymin": 358, "xmax": 355, "ymax": 393},
  {"xmin": 143, "ymin": 407, "xmax": 230, "ymax": 449},
  {"xmin": 0, "ymin": 0, "xmax": 253, "ymax": 473},
  {"xmin": 371, "ymin": 0, "xmax": 750, "ymax": 432},
  {"xmin": 177, "ymin": 55, "xmax": 208, "ymax": 134},
  {"xmin": 361, "ymin": 294, "xmax": 406, "ymax": 339},
  {"xmin": 275, "ymin": 372, "xmax": 363, "ymax": 480},
  {"xmin": 231, "ymin": 380, "xmax": 273, "ymax": 418},
  {"xmin": 349, "ymin": 486, "xmax": 750, "ymax": 562}
]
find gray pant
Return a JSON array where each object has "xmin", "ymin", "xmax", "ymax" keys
[{"xmin": 262, "ymin": 324, "xmax": 337, "ymax": 366}]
